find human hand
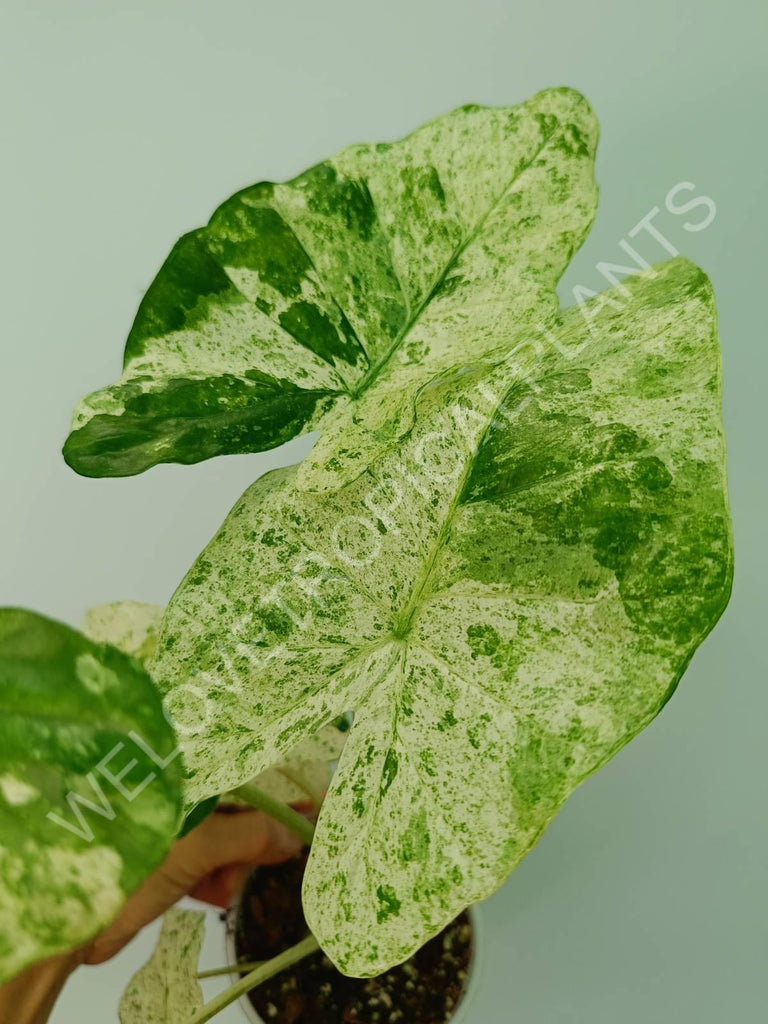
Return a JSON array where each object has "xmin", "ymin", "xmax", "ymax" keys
[{"xmin": 86, "ymin": 805, "xmax": 303, "ymax": 964}]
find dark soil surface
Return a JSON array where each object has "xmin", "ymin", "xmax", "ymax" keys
[{"xmin": 233, "ymin": 851, "xmax": 473, "ymax": 1024}]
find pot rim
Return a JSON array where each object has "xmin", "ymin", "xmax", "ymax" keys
[{"xmin": 224, "ymin": 875, "xmax": 483, "ymax": 1024}]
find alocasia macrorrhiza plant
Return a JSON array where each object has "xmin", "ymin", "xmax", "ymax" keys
[{"xmin": 0, "ymin": 86, "xmax": 732, "ymax": 1019}]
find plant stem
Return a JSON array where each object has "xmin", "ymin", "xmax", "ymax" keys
[
  {"xmin": 196, "ymin": 961, "xmax": 265, "ymax": 980},
  {"xmin": 277, "ymin": 765, "xmax": 325, "ymax": 809},
  {"xmin": 233, "ymin": 783, "xmax": 315, "ymax": 845},
  {"xmin": 189, "ymin": 935, "xmax": 320, "ymax": 1024}
]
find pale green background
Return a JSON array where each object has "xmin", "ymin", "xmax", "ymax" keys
[{"xmin": 1, "ymin": 2, "xmax": 765, "ymax": 1021}]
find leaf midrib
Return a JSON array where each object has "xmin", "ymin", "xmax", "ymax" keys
[
  {"xmin": 392, "ymin": 368, "xmax": 511, "ymax": 637},
  {"xmin": 349, "ymin": 125, "xmax": 560, "ymax": 400}
]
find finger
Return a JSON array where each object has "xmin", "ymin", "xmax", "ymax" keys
[
  {"xmin": 178, "ymin": 810, "xmax": 302, "ymax": 878},
  {"xmin": 189, "ymin": 864, "xmax": 252, "ymax": 908}
]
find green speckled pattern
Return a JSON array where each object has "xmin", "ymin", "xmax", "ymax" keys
[
  {"xmin": 153, "ymin": 258, "xmax": 732, "ymax": 975},
  {"xmin": 0, "ymin": 609, "xmax": 183, "ymax": 982},
  {"xmin": 119, "ymin": 908, "xmax": 205, "ymax": 1023},
  {"xmin": 64, "ymin": 87, "xmax": 598, "ymax": 485}
]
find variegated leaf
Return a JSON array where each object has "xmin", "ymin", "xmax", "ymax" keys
[
  {"xmin": 251, "ymin": 723, "xmax": 347, "ymax": 805},
  {"xmin": 152, "ymin": 258, "xmax": 732, "ymax": 974},
  {"xmin": 0, "ymin": 609, "xmax": 182, "ymax": 982},
  {"xmin": 64, "ymin": 87, "xmax": 597, "ymax": 488},
  {"xmin": 119, "ymin": 908, "xmax": 205, "ymax": 1024},
  {"xmin": 82, "ymin": 601, "xmax": 165, "ymax": 661},
  {"xmin": 81, "ymin": 602, "xmax": 345, "ymax": 807}
]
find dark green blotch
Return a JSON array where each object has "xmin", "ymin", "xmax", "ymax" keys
[
  {"xmin": 187, "ymin": 558, "xmax": 212, "ymax": 587},
  {"xmin": 380, "ymin": 748, "xmax": 399, "ymax": 797},
  {"xmin": 376, "ymin": 885, "xmax": 401, "ymax": 923},
  {"xmin": 554, "ymin": 122, "xmax": 590, "ymax": 158},
  {"xmin": 534, "ymin": 111, "xmax": 558, "ymax": 137},
  {"xmin": 254, "ymin": 603, "xmax": 295, "ymax": 639},
  {"xmin": 437, "ymin": 709, "xmax": 457, "ymax": 732},
  {"xmin": 179, "ymin": 796, "xmax": 218, "ymax": 837},
  {"xmin": 298, "ymin": 163, "xmax": 377, "ymax": 241},
  {"xmin": 400, "ymin": 807, "xmax": 430, "ymax": 864},
  {"xmin": 631, "ymin": 456, "xmax": 673, "ymax": 491},
  {"xmin": 279, "ymin": 300, "xmax": 362, "ymax": 368},
  {"xmin": 467, "ymin": 623, "xmax": 501, "ymax": 658},
  {"xmin": 64, "ymin": 375, "xmax": 326, "ymax": 478},
  {"xmin": 508, "ymin": 725, "xmax": 573, "ymax": 826},
  {"xmin": 207, "ymin": 201, "xmax": 311, "ymax": 298},
  {"xmin": 466, "ymin": 387, "xmax": 647, "ymax": 504},
  {"xmin": 124, "ymin": 231, "xmax": 234, "ymax": 362},
  {"xmin": 399, "ymin": 164, "xmax": 447, "ymax": 208}
]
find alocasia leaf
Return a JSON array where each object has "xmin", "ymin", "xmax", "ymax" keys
[
  {"xmin": 249, "ymin": 723, "xmax": 348, "ymax": 805},
  {"xmin": 82, "ymin": 601, "xmax": 165, "ymax": 660},
  {"xmin": 81, "ymin": 600, "xmax": 343, "ymax": 809},
  {"xmin": 0, "ymin": 609, "xmax": 183, "ymax": 982},
  {"xmin": 81, "ymin": 600, "xmax": 345, "ymax": 815},
  {"xmin": 119, "ymin": 908, "xmax": 205, "ymax": 1024},
  {"xmin": 63, "ymin": 87, "xmax": 598, "ymax": 488},
  {"xmin": 152, "ymin": 258, "xmax": 732, "ymax": 975}
]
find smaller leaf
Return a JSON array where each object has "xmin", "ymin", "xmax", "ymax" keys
[
  {"xmin": 119, "ymin": 908, "xmax": 205, "ymax": 1024},
  {"xmin": 64, "ymin": 88, "xmax": 599, "ymax": 485},
  {"xmin": 251, "ymin": 723, "xmax": 348, "ymax": 805},
  {"xmin": 82, "ymin": 601, "xmax": 164, "ymax": 661}
]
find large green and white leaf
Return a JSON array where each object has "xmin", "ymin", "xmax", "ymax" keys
[
  {"xmin": 0, "ymin": 609, "xmax": 183, "ymax": 982},
  {"xmin": 64, "ymin": 87, "xmax": 597, "ymax": 487},
  {"xmin": 82, "ymin": 601, "xmax": 165, "ymax": 660},
  {"xmin": 119, "ymin": 908, "xmax": 205, "ymax": 1024},
  {"xmin": 152, "ymin": 259, "xmax": 732, "ymax": 974}
]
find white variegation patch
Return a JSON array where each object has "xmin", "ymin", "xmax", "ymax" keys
[
  {"xmin": 82, "ymin": 601, "xmax": 165, "ymax": 661},
  {"xmin": 0, "ymin": 844, "xmax": 124, "ymax": 983},
  {"xmin": 75, "ymin": 652, "xmax": 121, "ymax": 694},
  {"xmin": 0, "ymin": 775, "xmax": 39, "ymax": 806}
]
